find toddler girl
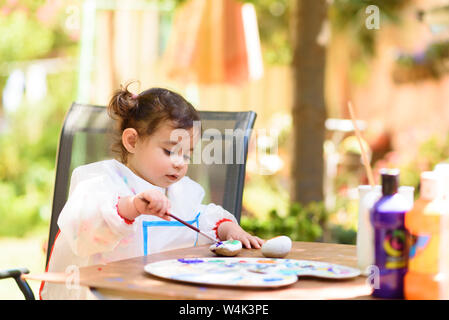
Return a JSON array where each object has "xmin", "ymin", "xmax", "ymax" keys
[{"xmin": 40, "ymin": 85, "xmax": 263, "ymax": 299}]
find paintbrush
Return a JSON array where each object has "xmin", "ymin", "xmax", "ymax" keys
[
  {"xmin": 347, "ymin": 101, "xmax": 375, "ymax": 187},
  {"xmin": 166, "ymin": 213, "xmax": 218, "ymax": 243},
  {"xmin": 136, "ymin": 195, "xmax": 218, "ymax": 243}
]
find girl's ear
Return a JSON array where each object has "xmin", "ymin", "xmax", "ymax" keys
[{"xmin": 122, "ymin": 128, "xmax": 139, "ymax": 153}]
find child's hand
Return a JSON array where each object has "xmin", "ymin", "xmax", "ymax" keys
[
  {"xmin": 117, "ymin": 190, "xmax": 171, "ymax": 222},
  {"xmin": 217, "ymin": 221, "xmax": 264, "ymax": 249},
  {"xmin": 133, "ymin": 190, "xmax": 171, "ymax": 221}
]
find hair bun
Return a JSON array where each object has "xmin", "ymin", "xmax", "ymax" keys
[{"xmin": 107, "ymin": 83, "xmax": 139, "ymax": 120}]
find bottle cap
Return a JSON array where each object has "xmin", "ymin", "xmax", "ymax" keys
[
  {"xmin": 421, "ymin": 171, "xmax": 439, "ymax": 200},
  {"xmin": 433, "ymin": 163, "xmax": 449, "ymax": 173},
  {"xmin": 380, "ymin": 168, "xmax": 400, "ymax": 195},
  {"xmin": 433, "ymin": 163, "xmax": 449, "ymax": 198}
]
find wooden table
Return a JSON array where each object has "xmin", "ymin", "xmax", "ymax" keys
[{"xmin": 25, "ymin": 241, "xmax": 374, "ymax": 300}]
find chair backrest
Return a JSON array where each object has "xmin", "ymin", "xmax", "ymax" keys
[{"xmin": 46, "ymin": 102, "xmax": 256, "ymax": 266}]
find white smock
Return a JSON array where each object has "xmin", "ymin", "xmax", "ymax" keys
[{"xmin": 39, "ymin": 159, "xmax": 237, "ymax": 299}]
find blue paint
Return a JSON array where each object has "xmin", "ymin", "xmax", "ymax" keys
[
  {"xmin": 106, "ymin": 277, "xmax": 124, "ymax": 282},
  {"xmin": 285, "ymin": 262, "xmax": 299, "ymax": 269},
  {"xmin": 172, "ymin": 273, "xmax": 200, "ymax": 280},
  {"xmin": 224, "ymin": 263, "xmax": 238, "ymax": 268},
  {"xmin": 263, "ymin": 277, "xmax": 284, "ymax": 282},
  {"xmin": 142, "ymin": 212, "xmax": 201, "ymax": 255},
  {"xmin": 278, "ymin": 269, "xmax": 298, "ymax": 276},
  {"xmin": 178, "ymin": 258, "xmax": 204, "ymax": 264}
]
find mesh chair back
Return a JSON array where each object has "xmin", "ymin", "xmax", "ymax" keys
[{"xmin": 46, "ymin": 102, "xmax": 256, "ymax": 266}]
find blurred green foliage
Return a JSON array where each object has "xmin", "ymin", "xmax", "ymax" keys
[
  {"xmin": 400, "ymin": 133, "xmax": 449, "ymax": 193},
  {"xmin": 0, "ymin": 2, "xmax": 77, "ymax": 237},
  {"xmin": 242, "ymin": 194, "xmax": 357, "ymax": 244},
  {"xmin": 0, "ymin": 72, "xmax": 76, "ymax": 237},
  {"xmin": 241, "ymin": 202, "xmax": 327, "ymax": 242},
  {"xmin": 243, "ymin": 173, "xmax": 290, "ymax": 218},
  {"xmin": 0, "ymin": 11, "xmax": 54, "ymax": 62}
]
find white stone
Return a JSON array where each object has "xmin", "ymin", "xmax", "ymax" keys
[{"xmin": 261, "ymin": 236, "xmax": 292, "ymax": 258}]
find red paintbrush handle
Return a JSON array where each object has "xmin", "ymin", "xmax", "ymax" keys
[
  {"xmin": 167, "ymin": 213, "xmax": 200, "ymax": 232},
  {"xmin": 168, "ymin": 213, "xmax": 217, "ymax": 243},
  {"xmin": 136, "ymin": 195, "xmax": 216, "ymax": 242}
]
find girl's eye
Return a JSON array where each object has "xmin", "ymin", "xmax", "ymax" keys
[{"xmin": 164, "ymin": 148, "xmax": 190, "ymax": 162}]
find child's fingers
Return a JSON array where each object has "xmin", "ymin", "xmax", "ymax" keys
[
  {"xmin": 164, "ymin": 198, "xmax": 171, "ymax": 214},
  {"xmin": 160, "ymin": 212, "xmax": 171, "ymax": 221},
  {"xmin": 159, "ymin": 201, "xmax": 170, "ymax": 220},
  {"xmin": 152, "ymin": 194, "xmax": 168, "ymax": 211},
  {"xmin": 157, "ymin": 198, "xmax": 172, "ymax": 221},
  {"xmin": 151, "ymin": 198, "xmax": 163, "ymax": 213},
  {"xmin": 167, "ymin": 199, "xmax": 171, "ymax": 211},
  {"xmin": 249, "ymin": 236, "xmax": 261, "ymax": 249},
  {"xmin": 154, "ymin": 202, "xmax": 167, "ymax": 218},
  {"xmin": 241, "ymin": 237, "xmax": 251, "ymax": 249},
  {"xmin": 133, "ymin": 197, "xmax": 145, "ymax": 215},
  {"xmin": 160, "ymin": 200, "xmax": 168, "ymax": 216}
]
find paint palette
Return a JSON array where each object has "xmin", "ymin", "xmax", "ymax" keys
[{"xmin": 144, "ymin": 258, "xmax": 361, "ymax": 288}]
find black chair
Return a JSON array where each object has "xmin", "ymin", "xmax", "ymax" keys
[{"xmin": 1, "ymin": 102, "xmax": 256, "ymax": 299}]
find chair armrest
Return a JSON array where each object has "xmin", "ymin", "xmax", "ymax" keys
[{"xmin": 0, "ymin": 268, "xmax": 36, "ymax": 300}]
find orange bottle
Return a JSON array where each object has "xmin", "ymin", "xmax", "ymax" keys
[{"xmin": 404, "ymin": 171, "xmax": 449, "ymax": 300}]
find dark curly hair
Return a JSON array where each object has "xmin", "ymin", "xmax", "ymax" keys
[{"xmin": 107, "ymin": 82, "xmax": 200, "ymax": 163}]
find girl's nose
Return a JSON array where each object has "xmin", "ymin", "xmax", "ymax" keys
[{"xmin": 171, "ymin": 154, "xmax": 184, "ymax": 168}]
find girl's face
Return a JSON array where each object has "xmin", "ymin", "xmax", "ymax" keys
[{"xmin": 124, "ymin": 120, "xmax": 198, "ymax": 188}]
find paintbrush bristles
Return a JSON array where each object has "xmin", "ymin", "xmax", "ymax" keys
[{"xmin": 347, "ymin": 101, "xmax": 375, "ymax": 187}]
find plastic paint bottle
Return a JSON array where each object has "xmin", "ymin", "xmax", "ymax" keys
[
  {"xmin": 398, "ymin": 186, "xmax": 415, "ymax": 211},
  {"xmin": 357, "ymin": 185, "xmax": 414, "ymax": 276},
  {"xmin": 371, "ymin": 169, "xmax": 409, "ymax": 299},
  {"xmin": 404, "ymin": 171, "xmax": 449, "ymax": 299},
  {"xmin": 433, "ymin": 163, "xmax": 449, "ymax": 198},
  {"xmin": 357, "ymin": 185, "xmax": 382, "ymax": 275}
]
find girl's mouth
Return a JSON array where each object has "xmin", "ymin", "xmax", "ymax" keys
[{"xmin": 166, "ymin": 174, "xmax": 178, "ymax": 181}]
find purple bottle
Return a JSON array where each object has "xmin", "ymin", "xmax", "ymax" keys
[{"xmin": 370, "ymin": 169, "xmax": 409, "ymax": 299}]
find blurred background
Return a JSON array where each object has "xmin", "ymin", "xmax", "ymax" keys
[{"xmin": 2, "ymin": 0, "xmax": 449, "ymax": 299}]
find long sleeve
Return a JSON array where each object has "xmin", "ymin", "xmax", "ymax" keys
[
  {"xmin": 57, "ymin": 168, "xmax": 137, "ymax": 258},
  {"xmin": 197, "ymin": 203, "xmax": 238, "ymax": 243}
]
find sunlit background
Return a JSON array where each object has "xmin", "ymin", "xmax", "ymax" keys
[{"xmin": 2, "ymin": 0, "xmax": 449, "ymax": 299}]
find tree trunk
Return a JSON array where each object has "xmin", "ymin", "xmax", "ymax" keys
[{"xmin": 290, "ymin": 0, "xmax": 327, "ymax": 204}]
